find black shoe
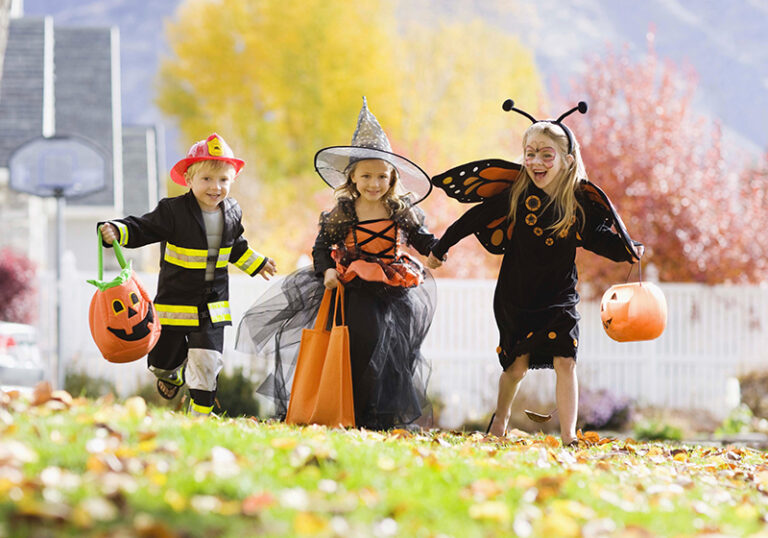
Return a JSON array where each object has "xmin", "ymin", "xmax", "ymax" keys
[
  {"xmin": 156, "ymin": 366, "xmax": 184, "ymax": 400},
  {"xmin": 156, "ymin": 378, "xmax": 180, "ymax": 400}
]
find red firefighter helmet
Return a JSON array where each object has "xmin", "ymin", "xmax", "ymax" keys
[{"xmin": 170, "ymin": 133, "xmax": 245, "ymax": 186}]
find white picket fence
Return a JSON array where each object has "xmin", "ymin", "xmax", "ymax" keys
[
  {"xmin": 33, "ymin": 260, "xmax": 768, "ymax": 426},
  {"xmin": 423, "ymin": 280, "xmax": 768, "ymax": 426}
]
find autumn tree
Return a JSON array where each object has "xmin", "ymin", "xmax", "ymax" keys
[
  {"xmin": 157, "ymin": 0, "xmax": 544, "ymax": 271},
  {"xmin": 736, "ymin": 153, "xmax": 768, "ymax": 280},
  {"xmin": 565, "ymin": 37, "xmax": 765, "ymax": 289}
]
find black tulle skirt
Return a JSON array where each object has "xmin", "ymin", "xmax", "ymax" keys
[{"xmin": 235, "ymin": 266, "xmax": 435, "ymax": 429}]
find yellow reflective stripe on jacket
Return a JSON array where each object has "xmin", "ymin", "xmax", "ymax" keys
[
  {"xmin": 112, "ymin": 221, "xmax": 129, "ymax": 246},
  {"xmin": 155, "ymin": 304, "xmax": 199, "ymax": 326},
  {"xmin": 216, "ymin": 247, "xmax": 232, "ymax": 268},
  {"xmin": 234, "ymin": 248, "xmax": 266, "ymax": 275},
  {"xmin": 207, "ymin": 301, "xmax": 231, "ymax": 324},
  {"xmin": 164, "ymin": 243, "xmax": 207, "ymax": 269}
]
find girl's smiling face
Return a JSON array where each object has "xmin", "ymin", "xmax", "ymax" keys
[
  {"xmin": 523, "ymin": 132, "xmax": 572, "ymax": 194},
  {"xmin": 350, "ymin": 159, "xmax": 394, "ymax": 203}
]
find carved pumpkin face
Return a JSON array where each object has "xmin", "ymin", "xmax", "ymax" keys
[
  {"xmin": 600, "ymin": 282, "xmax": 667, "ymax": 342},
  {"xmin": 88, "ymin": 271, "xmax": 161, "ymax": 363}
]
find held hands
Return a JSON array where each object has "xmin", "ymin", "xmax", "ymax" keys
[
  {"xmin": 99, "ymin": 223, "xmax": 118, "ymax": 245},
  {"xmin": 258, "ymin": 258, "xmax": 278, "ymax": 280},
  {"xmin": 324, "ymin": 268, "xmax": 340, "ymax": 289},
  {"xmin": 426, "ymin": 253, "xmax": 445, "ymax": 270}
]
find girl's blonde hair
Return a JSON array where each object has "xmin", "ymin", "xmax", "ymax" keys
[
  {"xmin": 185, "ymin": 159, "xmax": 236, "ymax": 182},
  {"xmin": 334, "ymin": 159, "xmax": 408, "ymax": 214},
  {"xmin": 508, "ymin": 122, "xmax": 587, "ymax": 237}
]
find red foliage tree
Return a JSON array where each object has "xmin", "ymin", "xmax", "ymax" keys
[
  {"xmin": 0, "ymin": 248, "xmax": 38, "ymax": 324},
  {"xmin": 736, "ymin": 153, "xmax": 768, "ymax": 280},
  {"xmin": 565, "ymin": 36, "xmax": 765, "ymax": 289}
]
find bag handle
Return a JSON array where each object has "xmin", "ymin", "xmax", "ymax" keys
[
  {"xmin": 313, "ymin": 289, "xmax": 334, "ymax": 331},
  {"xmin": 312, "ymin": 284, "xmax": 346, "ymax": 332},
  {"xmin": 96, "ymin": 228, "xmax": 129, "ymax": 280},
  {"xmin": 332, "ymin": 284, "xmax": 345, "ymax": 328}
]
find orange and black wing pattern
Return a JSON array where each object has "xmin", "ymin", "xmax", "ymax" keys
[
  {"xmin": 579, "ymin": 180, "xmax": 641, "ymax": 261},
  {"xmin": 431, "ymin": 159, "xmax": 521, "ymax": 204},
  {"xmin": 475, "ymin": 211, "xmax": 515, "ymax": 255}
]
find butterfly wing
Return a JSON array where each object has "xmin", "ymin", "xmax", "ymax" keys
[
  {"xmin": 474, "ymin": 209, "xmax": 514, "ymax": 255},
  {"xmin": 432, "ymin": 159, "xmax": 521, "ymax": 203},
  {"xmin": 579, "ymin": 180, "xmax": 641, "ymax": 261}
]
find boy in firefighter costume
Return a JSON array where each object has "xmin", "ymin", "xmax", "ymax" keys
[{"xmin": 99, "ymin": 133, "xmax": 276, "ymax": 416}]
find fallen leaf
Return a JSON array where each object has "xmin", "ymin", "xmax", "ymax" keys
[
  {"xmin": 31, "ymin": 381, "xmax": 52, "ymax": 406},
  {"xmin": 294, "ymin": 512, "xmax": 329, "ymax": 534},
  {"xmin": 242, "ymin": 492, "xmax": 275, "ymax": 515},
  {"xmin": 468, "ymin": 501, "xmax": 510, "ymax": 522}
]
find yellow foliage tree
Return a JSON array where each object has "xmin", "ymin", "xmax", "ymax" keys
[
  {"xmin": 157, "ymin": 0, "xmax": 544, "ymax": 273},
  {"xmin": 158, "ymin": 0, "xmax": 400, "ymax": 182}
]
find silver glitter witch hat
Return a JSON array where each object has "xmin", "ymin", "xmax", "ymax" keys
[{"xmin": 314, "ymin": 97, "xmax": 432, "ymax": 204}]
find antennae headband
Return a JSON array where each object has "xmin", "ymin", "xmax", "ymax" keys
[{"xmin": 502, "ymin": 99, "xmax": 588, "ymax": 154}]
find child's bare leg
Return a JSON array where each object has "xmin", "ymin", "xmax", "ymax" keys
[
  {"xmin": 489, "ymin": 354, "xmax": 529, "ymax": 436},
  {"xmin": 553, "ymin": 356, "xmax": 578, "ymax": 444}
]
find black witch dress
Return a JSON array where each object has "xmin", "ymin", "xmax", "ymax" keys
[
  {"xmin": 236, "ymin": 198, "xmax": 437, "ymax": 429},
  {"xmin": 431, "ymin": 182, "xmax": 637, "ymax": 370}
]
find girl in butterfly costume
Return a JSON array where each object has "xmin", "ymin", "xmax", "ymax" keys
[
  {"xmin": 237, "ymin": 98, "xmax": 439, "ymax": 430},
  {"xmin": 426, "ymin": 100, "xmax": 643, "ymax": 445}
]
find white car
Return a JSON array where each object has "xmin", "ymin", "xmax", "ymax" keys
[{"xmin": 0, "ymin": 321, "xmax": 45, "ymax": 390}]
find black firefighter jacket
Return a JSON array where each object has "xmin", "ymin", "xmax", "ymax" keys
[{"xmin": 100, "ymin": 191, "xmax": 267, "ymax": 331}]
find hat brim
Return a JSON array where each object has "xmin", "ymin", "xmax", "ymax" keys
[
  {"xmin": 314, "ymin": 146, "xmax": 432, "ymax": 204},
  {"xmin": 170, "ymin": 156, "xmax": 246, "ymax": 186}
]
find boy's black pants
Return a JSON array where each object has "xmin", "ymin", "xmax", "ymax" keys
[{"xmin": 148, "ymin": 320, "xmax": 224, "ymax": 412}]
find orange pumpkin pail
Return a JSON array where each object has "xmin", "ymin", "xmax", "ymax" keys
[
  {"xmin": 87, "ymin": 231, "xmax": 161, "ymax": 363},
  {"xmin": 600, "ymin": 280, "xmax": 667, "ymax": 342}
]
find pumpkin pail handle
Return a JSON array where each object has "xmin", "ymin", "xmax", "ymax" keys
[
  {"xmin": 97, "ymin": 229, "xmax": 129, "ymax": 280},
  {"xmin": 625, "ymin": 258, "xmax": 643, "ymax": 285},
  {"xmin": 88, "ymin": 230, "xmax": 133, "ymax": 291},
  {"xmin": 97, "ymin": 229, "xmax": 104, "ymax": 281}
]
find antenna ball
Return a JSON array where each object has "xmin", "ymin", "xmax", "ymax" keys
[
  {"xmin": 502, "ymin": 99, "xmax": 514, "ymax": 111},
  {"xmin": 577, "ymin": 101, "xmax": 588, "ymax": 114}
]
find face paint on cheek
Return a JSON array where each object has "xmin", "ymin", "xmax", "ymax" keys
[{"xmin": 524, "ymin": 147, "xmax": 557, "ymax": 169}]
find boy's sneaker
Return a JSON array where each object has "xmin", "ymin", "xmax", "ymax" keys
[{"xmin": 156, "ymin": 366, "xmax": 185, "ymax": 400}]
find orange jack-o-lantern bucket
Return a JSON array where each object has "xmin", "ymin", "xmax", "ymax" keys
[
  {"xmin": 87, "ymin": 232, "xmax": 161, "ymax": 363},
  {"xmin": 600, "ymin": 281, "xmax": 667, "ymax": 342}
]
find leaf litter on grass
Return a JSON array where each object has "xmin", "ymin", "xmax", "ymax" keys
[{"xmin": 1, "ymin": 382, "xmax": 768, "ymax": 537}]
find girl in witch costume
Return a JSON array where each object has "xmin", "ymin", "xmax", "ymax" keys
[
  {"xmin": 426, "ymin": 99, "xmax": 643, "ymax": 446},
  {"xmin": 236, "ymin": 98, "xmax": 439, "ymax": 430}
]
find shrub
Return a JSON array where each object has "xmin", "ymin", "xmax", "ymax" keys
[
  {"xmin": 738, "ymin": 370, "xmax": 768, "ymax": 418},
  {"xmin": 213, "ymin": 367, "xmax": 261, "ymax": 418},
  {"xmin": 632, "ymin": 419, "xmax": 683, "ymax": 441},
  {"xmin": 65, "ymin": 369, "xmax": 116, "ymax": 398},
  {"xmin": 0, "ymin": 248, "xmax": 37, "ymax": 324},
  {"xmin": 716, "ymin": 404, "xmax": 754, "ymax": 436},
  {"xmin": 578, "ymin": 387, "xmax": 633, "ymax": 431}
]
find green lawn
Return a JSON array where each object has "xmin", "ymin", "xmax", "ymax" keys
[{"xmin": 1, "ymin": 387, "xmax": 767, "ymax": 537}]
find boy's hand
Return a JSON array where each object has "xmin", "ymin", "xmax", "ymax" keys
[
  {"xmin": 324, "ymin": 268, "xmax": 339, "ymax": 289},
  {"xmin": 99, "ymin": 223, "xmax": 118, "ymax": 245},
  {"xmin": 426, "ymin": 253, "xmax": 444, "ymax": 269},
  {"xmin": 258, "ymin": 258, "xmax": 277, "ymax": 280}
]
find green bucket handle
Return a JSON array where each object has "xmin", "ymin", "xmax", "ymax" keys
[{"xmin": 88, "ymin": 228, "xmax": 132, "ymax": 291}]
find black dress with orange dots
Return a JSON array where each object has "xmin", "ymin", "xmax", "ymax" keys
[
  {"xmin": 431, "ymin": 182, "xmax": 636, "ymax": 371},
  {"xmin": 236, "ymin": 198, "xmax": 437, "ymax": 430}
]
